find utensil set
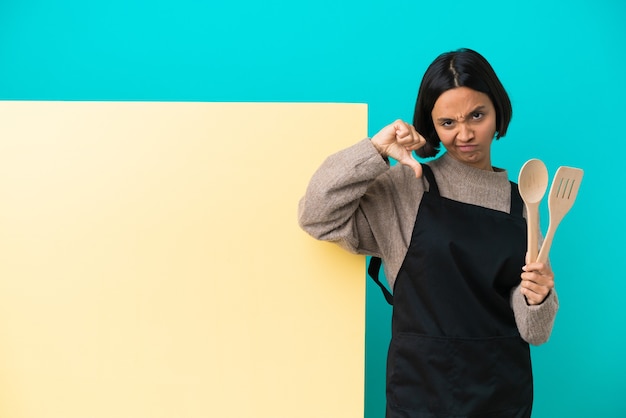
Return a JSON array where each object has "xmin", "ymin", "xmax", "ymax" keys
[{"xmin": 518, "ymin": 160, "xmax": 583, "ymax": 263}]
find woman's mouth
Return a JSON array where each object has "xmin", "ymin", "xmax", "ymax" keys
[{"xmin": 457, "ymin": 144, "xmax": 477, "ymax": 152}]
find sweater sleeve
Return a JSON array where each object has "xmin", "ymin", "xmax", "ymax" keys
[
  {"xmin": 297, "ymin": 138, "xmax": 390, "ymax": 256},
  {"xmin": 510, "ymin": 286, "xmax": 559, "ymax": 345}
]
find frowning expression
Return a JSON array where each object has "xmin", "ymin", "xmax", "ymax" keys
[{"xmin": 431, "ymin": 87, "xmax": 497, "ymax": 171}]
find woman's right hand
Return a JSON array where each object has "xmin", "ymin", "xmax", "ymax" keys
[{"xmin": 371, "ymin": 119, "xmax": 426, "ymax": 178}]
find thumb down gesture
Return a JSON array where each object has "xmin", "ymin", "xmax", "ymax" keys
[{"xmin": 371, "ymin": 120, "xmax": 426, "ymax": 178}]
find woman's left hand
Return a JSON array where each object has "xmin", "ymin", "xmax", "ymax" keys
[{"xmin": 520, "ymin": 257, "xmax": 555, "ymax": 305}]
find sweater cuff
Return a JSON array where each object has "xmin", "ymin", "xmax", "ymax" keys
[
  {"xmin": 511, "ymin": 286, "xmax": 559, "ymax": 345},
  {"xmin": 360, "ymin": 138, "xmax": 390, "ymax": 166}
]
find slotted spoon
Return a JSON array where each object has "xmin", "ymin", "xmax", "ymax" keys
[
  {"xmin": 536, "ymin": 166, "xmax": 584, "ymax": 263},
  {"xmin": 518, "ymin": 159, "xmax": 549, "ymax": 263}
]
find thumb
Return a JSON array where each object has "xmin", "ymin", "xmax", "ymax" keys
[{"xmin": 398, "ymin": 153, "xmax": 423, "ymax": 178}]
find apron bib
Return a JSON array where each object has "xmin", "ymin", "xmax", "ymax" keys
[{"xmin": 380, "ymin": 164, "xmax": 533, "ymax": 418}]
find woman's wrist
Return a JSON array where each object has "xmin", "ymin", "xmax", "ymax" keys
[{"xmin": 370, "ymin": 138, "xmax": 387, "ymax": 157}]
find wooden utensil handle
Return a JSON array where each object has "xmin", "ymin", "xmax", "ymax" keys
[
  {"xmin": 536, "ymin": 224, "xmax": 556, "ymax": 264},
  {"xmin": 527, "ymin": 202, "xmax": 540, "ymax": 263}
]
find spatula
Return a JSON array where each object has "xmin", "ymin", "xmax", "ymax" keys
[
  {"xmin": 536, "ymin": 166, "xmax": 584, "ymax": 263},
  {"xmin": 518, "ymin": 159, "xmax": 549, "ymax": 263}
]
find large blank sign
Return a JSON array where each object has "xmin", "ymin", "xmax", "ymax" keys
[{"xmin": 0, "ymin": 102, "xmax": 366, "ymax": 418}]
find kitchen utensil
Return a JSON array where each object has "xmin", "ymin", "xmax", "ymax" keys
[
  {"xmin": 518, "ymin": 159, "xmax": 549, "ymax": 263},
  {"xmin": 536, "ymin": 166, "xmax": 584, "ymax": 263}
]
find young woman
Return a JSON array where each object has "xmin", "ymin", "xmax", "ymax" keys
[{"xmin": 298, "ymin": 48, "xmax": 558, "ymax": 417}]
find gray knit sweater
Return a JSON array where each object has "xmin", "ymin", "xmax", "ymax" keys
[{"xmin": 298, "ymin": 138, "xmax": 558, "ymax": 345}]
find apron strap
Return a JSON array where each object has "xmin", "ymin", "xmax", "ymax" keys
[
  {"xmin": 368, "ymin": 256, "xmax": 394, "ymax": 305},
  {"xmin": 509, "ymin": 181, "xmax": 524, "ymax": 217},
  {"xmin": 421, "ymin": 164, "xmax": 439, "ymax": 195}
]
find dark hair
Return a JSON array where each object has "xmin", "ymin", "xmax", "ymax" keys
[{"xmin": 413, "ymin": 48, "xmax": 512, "ymax": 158}]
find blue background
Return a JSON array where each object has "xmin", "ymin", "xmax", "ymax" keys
[{"xmin": 2, "ymin": 0, "xmax": 625, "ymax": 416}]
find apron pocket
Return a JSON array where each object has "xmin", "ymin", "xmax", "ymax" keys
[{"xmin": 387, "ymin": 333, "xmax": 532, "ymax": 416}]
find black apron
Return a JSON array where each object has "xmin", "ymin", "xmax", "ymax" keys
[{"xmin": 370, "ymin": 164, "xmax": 533, "ymax": 418}]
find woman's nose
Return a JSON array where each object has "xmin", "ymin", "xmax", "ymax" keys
[{"xmin": 456, "ymin": 122, "xmax": 474, "ymax": 141}]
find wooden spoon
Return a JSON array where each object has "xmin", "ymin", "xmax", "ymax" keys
[
  {"xmin": 536, "ymin": 166, "xmax": 584, "ymax": 263},
  {"xmin": 518, "ymin": 159, "xmax": 549, "ymax": 263}
]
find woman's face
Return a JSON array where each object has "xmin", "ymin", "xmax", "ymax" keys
[{"xmin": 431, "ymin": 87, "xmax": 497, "ymax": 171}]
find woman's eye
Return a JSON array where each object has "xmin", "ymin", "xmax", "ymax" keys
[
  {"xmin": 472, "ymin": 112, "xmax": 484, "ymax": 120},
  {"xmin": 441, "ymin": 120, "xmax": 453, "ymax": 127}
]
